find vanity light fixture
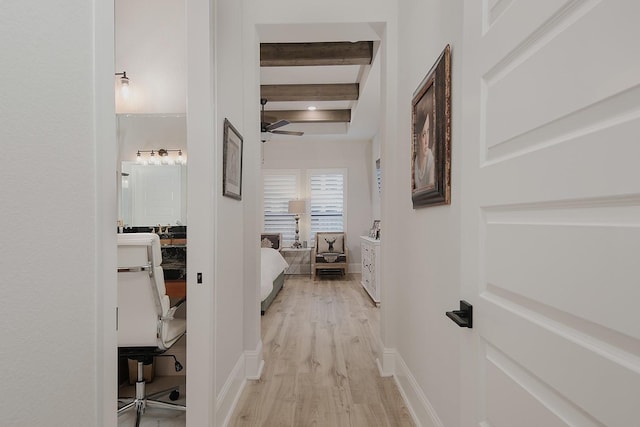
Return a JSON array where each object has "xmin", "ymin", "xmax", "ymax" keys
[{"xmin": 135, "ymin": 149, "xmax": 186, "ymax": 166}]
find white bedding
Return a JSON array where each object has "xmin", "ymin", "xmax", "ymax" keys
[{"xmin": 260, "ymin": 248, "xmax": 289, "ymax": 301}]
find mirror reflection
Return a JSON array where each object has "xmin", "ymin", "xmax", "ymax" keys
[{"xmin": 121, "ymin": 162, "xmax": 187, "ymax": 227}]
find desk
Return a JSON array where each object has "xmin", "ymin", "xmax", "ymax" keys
[
  {"xmin": 281, "ymin": 247, "xmax": 312, "ymax": 277},
  {"xmin": 165, "ymin": 280, "xmax": 187, "ymax": 299}
]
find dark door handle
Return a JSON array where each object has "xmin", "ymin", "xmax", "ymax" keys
[{"xmin": 446, "ymin": 300, "xmax": 472, "ymax": 328}]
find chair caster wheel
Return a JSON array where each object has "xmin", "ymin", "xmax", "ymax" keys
[{"xmin": 169, "ymin": 390, "xmax": 180, "ymax": 401}]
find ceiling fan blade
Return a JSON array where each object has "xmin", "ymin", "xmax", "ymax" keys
[
  {"xmin": 265, "ymin": 119, "xmax": 290, "ymax": 131},
  {"xmin": 271, "ymin": 130, "xmax": 304, "ymax": 136}
]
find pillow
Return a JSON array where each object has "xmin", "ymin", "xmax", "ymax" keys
[
  {"xmin": 260, "ymin": 233, "xmax": 281, "ymax": 250},
  {"xmin": 317, "ymin": 234, "xmax": 344, "ymax": 253}
]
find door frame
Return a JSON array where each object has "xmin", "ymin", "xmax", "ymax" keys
[
  {"xmin": 96, "ymin": 0, "xmax": 118, "ymax": 425},
  {"xmin": 98, "ymin": 0, "xmax": 218, "ymax": 425}
]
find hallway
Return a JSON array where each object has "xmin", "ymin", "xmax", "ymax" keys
[{"xmin": 229, "ymin": 274, "xmax": 414, "ymax": 426}]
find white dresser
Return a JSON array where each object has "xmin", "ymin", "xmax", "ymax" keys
[{"xmin": 360, "ymin": 236, "xmax": 380, "ymax": 306}]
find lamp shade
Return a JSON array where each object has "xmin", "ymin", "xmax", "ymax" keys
[{"xmin": 288, "ymin": 200, "xmax": 306, "ymax": 215}]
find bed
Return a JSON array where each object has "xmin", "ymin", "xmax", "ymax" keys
[{"xmin": 260, "ymin": 233, "xmax": 289, "ymax": 315}]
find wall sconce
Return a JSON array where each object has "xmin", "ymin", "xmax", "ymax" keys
[
  {"xmin": 136, "ymin": 148, "xmax": 186, "ymax": 166},
  {"xmin": 115, "ymin": 71, "xmax": 130, "ymax": 97}
]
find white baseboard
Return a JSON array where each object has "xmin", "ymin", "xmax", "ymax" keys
[
  {"xmin": 376, "ymin": 347, "xmax": 396, "ymax": 377},
  {"xmin": 216, "ymin": 341, "xmax": 264, "ymax": 426},
  {"xmin": 244, "ymin": 340, "xmax": 264, "ymax": 380},
  {"xmin": 216, "ymin": 353, "xmax": 246, "ymax": 427},
  {"xmin": 392, "ymin": 352, "xmax": 444, "ymax": 427}
]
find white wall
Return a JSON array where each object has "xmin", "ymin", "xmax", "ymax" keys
[
  {"xmin": 214, "ymin": 0, "xmax": 250, "ymax": 412},
  {"xmin": 115, "ymin": 0, "xmax": 186, "ymax": 114},
  {"xmin": 184, "ymin": 0, "xmax": 217, "ymax": 424},
  {"xmin": 0, "ymin": 1, "xmax": 116, "ymax": 425},
  {"xmin": 263, "ymin": 139, "xmax": 373, "ymax": 269},
  {"xmin": 385, "ymin": 0, "xmax": 464, "ymax": 426}
]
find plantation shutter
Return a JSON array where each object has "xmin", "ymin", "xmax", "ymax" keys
[
  {"xmin": 309, "ymin": 172, "xmax": 344, "ymax": 240},
  {"xmin": 263, "ymin": 174, "xmax": 297, "ymax": 242}
]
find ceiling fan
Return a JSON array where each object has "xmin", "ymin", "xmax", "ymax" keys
[{"xmin": 260, "ymin": 98, "xmax": 304, "ymax": 142}]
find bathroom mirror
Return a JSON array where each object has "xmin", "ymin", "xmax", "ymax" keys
[
  {"xmin": 117, "ymin": 114, "xmax": 187, "ymax": 227},
  {"xmin": 120, "ymin": 162, "xmax": 187, "ymax": 227},
  {"xmin": 121, "ymin": 162, "xmax": 187, "ymax": 227}
]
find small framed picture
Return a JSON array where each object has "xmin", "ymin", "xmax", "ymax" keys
[
  {"xmin": 369, "ymin": 220, "xmax": 381, "ymax": 239},
  {"xmin": 223, "ymin": 118, "xmax": 243, "ymax": 200},
  {"xmin": 375, "ymin": 158, "xmax": 382, "ymax": 194}
]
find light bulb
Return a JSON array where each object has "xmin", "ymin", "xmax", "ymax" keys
[
  {"xmin": 120, "ymin": 75, "xmax": 130, "ymax": 98},
  {"xmin": 177, "ymin": 150, "xmax": 184, "ymax": 165},
  {"xmin": 136, "ymin": 151, "xmax": 142, "ymax": 163},
  {"xmin": 307, "ymin": 105, "xmax": 317, "ymax": 111}
]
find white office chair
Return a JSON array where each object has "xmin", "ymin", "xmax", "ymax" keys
[{"xmin": 117, "ymin": 233, "xmax": 186, "ymax": 426}]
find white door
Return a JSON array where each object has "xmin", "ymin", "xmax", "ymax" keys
[{"xmin": 460, "ymin": 1, "xmax": 640, "ymax": 426}]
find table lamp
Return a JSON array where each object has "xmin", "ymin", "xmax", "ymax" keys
[{"xmin": 288, "ymin": 200, "xmax": 306, "ymax": 248}]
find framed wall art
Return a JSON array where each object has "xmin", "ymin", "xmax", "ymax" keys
[
  {"xmin": 411, "ymin": 44, "xmax": 451, "ymax": 208},
  {"xmin": 369, "ymin": 220, "xmax": 381, "ymax": 239},
  {"xmin": 223, "ymin": 118, "xmax": 243, "ymax": 200}
]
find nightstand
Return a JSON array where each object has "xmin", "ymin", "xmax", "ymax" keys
[{"xmin": 280, "ymin": 247, "xmax": 312, "ymax": 277}]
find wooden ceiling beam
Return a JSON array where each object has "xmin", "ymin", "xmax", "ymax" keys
[
  {"xmin": 264, "ymin": 109, "xmax": 351, "ymax": 123},
  {"xmin": 260, "ymin": 41, "xmax": 373, "ymax": 66},
  {"xmin": 261, "ymin": 84, "xmax": 359, "ymax": 102}
]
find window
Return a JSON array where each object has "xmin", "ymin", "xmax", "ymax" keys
[
  {"xmin": 263, "ymin": 169, "xmax": 346, "ymax": 245},
  {"xmin": 309, "ymin": 171, "xmax": 345, "ymax": 240},
  {"xmin": 263, "ymin": 173, "xmax": 297, "ymax": 242}
]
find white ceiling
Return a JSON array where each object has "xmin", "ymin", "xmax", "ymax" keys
[{"xmin": 258, "ymin": 23, "xmax": 382, "ymax": 141}]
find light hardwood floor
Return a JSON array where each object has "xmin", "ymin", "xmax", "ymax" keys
[{"xmin": 229, "ymin": 273, "xmax": 414, "ymax": 427}]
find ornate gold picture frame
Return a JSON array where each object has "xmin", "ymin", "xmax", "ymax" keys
[{"xmin": 411, "ymin": 45, "xmax": 451, "ymax": 208}]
